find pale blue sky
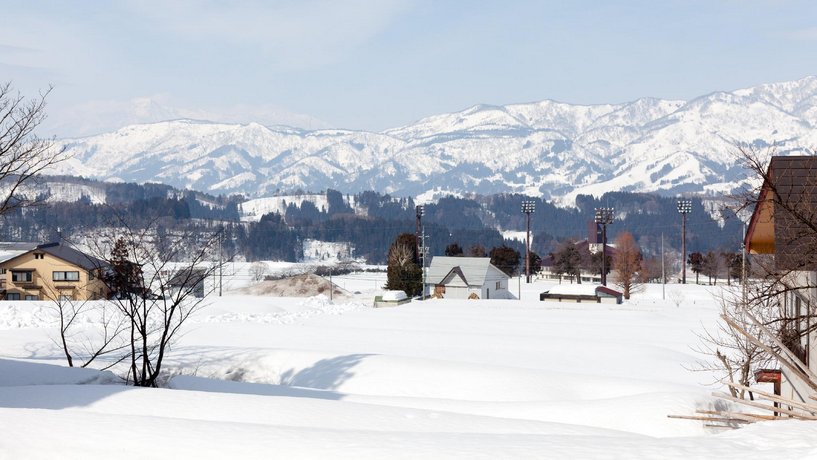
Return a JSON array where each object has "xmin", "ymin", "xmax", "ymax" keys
[{"xmin": 3, "ymin": 1, "xmax": 817, "ymax": 137}]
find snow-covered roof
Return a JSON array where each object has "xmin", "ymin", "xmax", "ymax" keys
[
  {"xmin": 381, "ymin": 290, "xmax": 408, "ymax": 301},
  {"xmin": 427, "ymin": 256, "xmax": 508, "ymax": 286},
  {"xmin": 0, "ymin": 242, "xmax": 38, "ymax": 264}
]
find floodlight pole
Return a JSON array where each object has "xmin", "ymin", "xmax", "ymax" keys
[
  {"xmin": 661, "ymin": 232, "xmax": 665, "ymax": 300},
  {"xmin": 415, "ymin": 205, "xmax": 424, "ymax": 264},
  {"xmin": 521, "ymin": 201, "xmax": 535, "ymax": 283},
  {"xmin": 594, "ymin": 207, "xmax": 614, "ymax": 286},
  {"xmin": 677, "ymin": 200, "xmax": 692, "ymax": 284}
]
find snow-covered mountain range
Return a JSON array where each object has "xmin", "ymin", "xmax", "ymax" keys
[{"xmin": 53, "ymin": 76, "xmax": 817, "ymax": 205}]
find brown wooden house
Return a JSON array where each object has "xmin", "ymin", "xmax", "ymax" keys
[{"xmin": 745, "ymin": 155, "xmax": 817, "ymax": 403}]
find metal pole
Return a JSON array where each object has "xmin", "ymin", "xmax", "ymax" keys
[
  {"xmin": 680, "ymin": 213, "xmax": 686, "ymax": 285},
  {"xmin": 525, "ymin": 211, "xmax": 531, "ymax": 284},
  {"xmin": 218, "ymin": 231, "xmax": 223, "ymax": 297},
  {"xmin": 422, "ymin": 225, "xmax": 427, "ymax": 299},
  {"xmin": 661, "ymin": 232, "xmax": 665, "ymax": 300},
  {"xmin": 415, "ymin": 205, "xmax": 423, "ymax": 266},
  {"xmin": 518, "ymin": 274, "xmax": 521, "ymax": 301},
  {"xmin": 601, "ymin": 223, "xmax": 608, "ymax": 286}
]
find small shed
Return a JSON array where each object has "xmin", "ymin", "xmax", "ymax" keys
[
  {"xmin": 426, "ymin": 256, "xmax": 513, "ymax": 300},
  {"xmin": 539, "ymin": 284, "xmax": 623, "ymax": 304}
]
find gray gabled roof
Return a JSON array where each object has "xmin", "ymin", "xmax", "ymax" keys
[
  {"xmin": 426, "ymin": 256, "xmax": 508, "ymax": 286},
  {"xmin": 35, "ymin": 242, "xmax": 108, "ymax": 271}
]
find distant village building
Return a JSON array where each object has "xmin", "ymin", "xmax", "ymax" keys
[
  {"xmin": 165, "ymin": 268, "xmax": 208, "ymax": 298},
  {"xmin": 426, "ymin": 256, "xmax": 513, "ymax": 300},
  {"xmin": 0, "ymin": 242, "xmax": 109, "ymax": 301}
]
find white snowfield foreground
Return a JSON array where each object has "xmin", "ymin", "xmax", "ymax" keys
[{"xmin": 1, "ymin": 278, "xmax": 817, "ymax": 459}]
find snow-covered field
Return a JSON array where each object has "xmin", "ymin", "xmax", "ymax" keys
[{"xmin": 2, "ymin": 273, "xmax": 817, "ymax": 459}]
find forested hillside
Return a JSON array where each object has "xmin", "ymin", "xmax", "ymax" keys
[{"xmin": 1, "ymin": 177, "xmax": 744, "ymax": 264}]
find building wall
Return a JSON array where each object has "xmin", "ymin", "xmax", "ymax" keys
[
  {"xmin": 778, "ymin": 270, "xmax": 817, "ymax": 403},
  {"xmin": 0, "ymin": 252, "xmax": 108, "ymax": 301}
]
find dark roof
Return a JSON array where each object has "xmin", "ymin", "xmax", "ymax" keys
[
  {"xmin": 36, "ymin": 242, "xmax": 108, "ymax": 270},
  {"xmin": 167, "ymin": 267, "xmax": 207, "ymax": 286},
  {"xmin": 745, "ymin": 156, "xmax": 817, "ymax": 270}
]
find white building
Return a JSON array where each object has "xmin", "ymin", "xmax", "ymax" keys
[{"xmin": 426, "ymin": 256, "xmax": 513, "ymax": 300}]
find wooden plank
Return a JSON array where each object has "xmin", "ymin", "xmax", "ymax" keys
[
  {"xmin": 740, "ymin": 309, "xmax": 817, "ymax": 386},
  {"xmin": 667, "ymin": 414, "xmax": 749, "ymax": 423},
  {"xmin": 724, "ymin": 381, "xmax": 817, "ymax": 414},
  {"xmin": 713, "ymin": 391, "xmax": 817, "ymax": 420},
  {"xmin": 695, "ymin": 409, "xmax": 777, "ymax": 422},
  {"xmin": 720, "ymin": 314, "xmax": 817, "ymax": 392}
]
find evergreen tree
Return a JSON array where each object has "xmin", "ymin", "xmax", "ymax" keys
[
  {"xmin": 489, "ymin": 245, "xmax": 520, "ymax": 276},
  {"xmin": 688, "ymin": 252, "xmax": 704, "ymax": 284},
  {"xmin": 105, "ymin": 237, "xmax": 145, "ymax": 299},
  {"xmin": 552, "ymin": 240, "xmax": 583, "ymax": 284},
  {"xmin": 384, "ymin": 233, "xmax": 423, "ymax": 296},
  {"xmin": 445, "ymin": 242, "xmax": 464, "ymax": 256}
]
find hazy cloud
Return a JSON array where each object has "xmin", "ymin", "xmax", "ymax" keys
[
  {"xmin": 43, "ymin": 95, "xmax": 333, "ymax": 138},
  {"xmin": 122, "ymin": 0, "xmax": 412, "ymax": 70}
]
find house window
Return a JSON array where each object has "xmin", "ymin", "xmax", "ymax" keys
[
  {"xmin": 34, "ymin": 253, "xmax": 44, "ymax": 260},
  {"xmin": 5, "ymin": 293, "xmax": 20, "ymax": 300},
  {"xmin": 58, "ymin": 294, "xmax": 73, "ymax": 301},
  {"xmin": 0, "ymin": 268, "xmax": 5, "ymax": 274},
  {"xmin": 496, "ymin": 281, "xmax": 501, "ymax": 290},
  {"xmin": 25, "ymin": 295, "xmax": 38, "ymax": 301},
  {"xmin": 53, "ymin": 271, "xmax": 80, "ymax": 281},
  {"xmin": 11, "ymin": 271, "xmax": 33, "ymax": 283}
]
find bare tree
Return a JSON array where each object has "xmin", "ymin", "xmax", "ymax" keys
[
  {"xmin": 0, "ymin": 82, "xmax": 67, "ymax": 214},
  {"xmin": 690, "ymin": 284, "xmax": 778, "ymax": 399},
  {"xmin": 612, "ymin": 231, "xmax": 643, "ymax": 299},
  {"xmin": 50, "ymin": 294, "xmax": 130, "ymax": 371},
  {"xmin": 80, "ymin": 215, "xmax": 226, "ymax": 387},
  {"xmin": 667, "ymin": 289, "xmax": 685, "ymax": 308},
  {"xmin": 249, "ymin": 261, "xmax": 269, "ymax": 282}
]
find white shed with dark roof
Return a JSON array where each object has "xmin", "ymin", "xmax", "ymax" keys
[{"xmin": 426, "ymin": 256, "xmax": 513, "ymax": 300}]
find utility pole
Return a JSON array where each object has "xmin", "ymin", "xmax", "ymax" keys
[
  {"xmin": 521, "ymin": 200, "xmax": 536, "ymax": 283},
  {"xmin": 218, "ymin": 229, "xmax": 223, "ymax": 297},
  {"xmin": 594, "ymin": 207, "xmax": 614, "ymax": 286},
  {"xmin": 677, "ymin": 200, "xmax": 692, "ymax": 284},
  {"xmin": 421, "ymin": 225, "xmax": 428, "ymax": 299},
  {"xmin": 661, "ymin": 232, "xmax": 665, "ymax": 300}
]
